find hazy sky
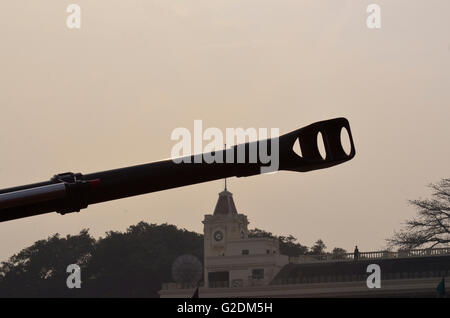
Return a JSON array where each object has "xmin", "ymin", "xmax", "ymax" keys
[{"xmin": 0, "ymin": 1, "xmax": 449, "ymax": 261}]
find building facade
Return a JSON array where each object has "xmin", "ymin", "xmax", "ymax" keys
[{"xmin": 202, "ymin": 188, "xmax": 289, "ymax": 288}]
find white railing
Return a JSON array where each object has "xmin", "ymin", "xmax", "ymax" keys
[{"xmin": 289, "ymin": 247, "xmax": 450, "ymax": 264}]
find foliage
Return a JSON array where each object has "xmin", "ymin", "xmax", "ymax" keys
[
  {"xmin": 0, "ymin": 223, "xmax": 202, "ymax": 297},
  {"xmin": 331, "ymin": 247, "xmax": 348, "ymax": 259},
  {"xmin": 309, "ymin": 239, "xmax": 327, "ymax": 255},
  {"xmin": 388, "ymin": 178, "xmax": 450, "ymax": 249},
  {"xmin": 248, "ymin": 228, "xmax": 308, "ymax": 256}
]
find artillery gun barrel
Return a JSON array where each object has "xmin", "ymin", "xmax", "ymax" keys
[{"xmin": 0, "ymin": 117, "xmax": 355, "ymax": 222}]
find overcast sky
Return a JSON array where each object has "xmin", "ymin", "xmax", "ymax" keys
[{"xmin": 0, "ymin": 0, "xmax": 449, "ymax": 261}]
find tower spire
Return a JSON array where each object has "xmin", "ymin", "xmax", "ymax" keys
[{"xmin": 224, "ymin": 143, "xmax": 227, "ymax": 191}]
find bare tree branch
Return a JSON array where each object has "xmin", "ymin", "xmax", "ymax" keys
[{"xmin": 387, "ymin": 178, "xmax": 450, "ymax": 250}]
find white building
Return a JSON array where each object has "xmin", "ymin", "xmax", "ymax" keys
[{"xmin": 202, "ymin": 187, "xmax": 288, "ymax": 289}]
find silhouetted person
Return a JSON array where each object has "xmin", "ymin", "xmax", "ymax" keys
[{"xmin": 354, "ymin": 246, "xmax": 360, "ymax": 260}]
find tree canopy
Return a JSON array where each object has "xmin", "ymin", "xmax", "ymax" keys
[{"xmin": 0, "ymin": 222, "xmax": 202, "ymax": 297}]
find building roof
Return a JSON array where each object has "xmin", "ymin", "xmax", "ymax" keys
[
  {"xmin": 271, "ymin": 255, "xmax": 450, "ymax": 285},
  {"xmin": 213, "ymin": 190, "xmax": 238, "ymax": 216}
]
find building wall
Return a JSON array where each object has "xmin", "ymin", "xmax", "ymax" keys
[
  {"xmin": 202, "ymin": 211, "xmax": 288, "ymax": 288},
  {"xmin": 159, "ymin": 276, "xmax": 449, "ymax": 298},
  {"xmin": 226, "ymin": 238, "xmax": 279, "ymax": 256}
]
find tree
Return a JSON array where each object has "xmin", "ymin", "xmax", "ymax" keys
[
  {"xmin": 78, "ymin": 222, "xmax": 203, "ymax": 297},
  {"xmin": 388, "ymin": 178, "xmax": 450, "ymax": 249},
  {"xmin": 0, "ymin": 229, "xmax": 95, "ymax": 297},
  {"xmin": 278, "ymin": 235, "xmax": 308, "ymax": 256},
  {"xmin": 0, "ymin": 223, "xmax": 203, "ymax": 298},
  {"xmin": 331, "ymin": 247, "xmax": 347, "ymax": 259},
  {"xmin": 248, "ymin": 228, "xmax": 274, "ymax": 239},
  {"xmin": 310, "ymin": 239, "xmax": 326, "ymax": 255},
  {"xmin": 248, "ymin": 228, "xmax": 308, "ymax": 256}
]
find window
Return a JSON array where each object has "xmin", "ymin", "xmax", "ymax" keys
[
  {"xmin": 242, "ymin": 249, "xmax": 249, "ymax": 255},
  {"xmin": 208, "ymin": 271, "xmax": 229, "ymax": 288},
  {"xmin": 252, "ymin": 268, "xmax": 264, "ymax": 280},
  {"xmin": 266, "ymin": 249, "xmax": 270, "ymax": 254}
]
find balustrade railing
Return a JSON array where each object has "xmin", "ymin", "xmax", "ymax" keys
[{"xmin": 289, "ymin": 247, "xmax": 450, "ymax": 264}]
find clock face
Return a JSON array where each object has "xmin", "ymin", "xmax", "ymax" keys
[{"xmin": 213, "ymin": 230, "xmax": 224, "ymax": 242}]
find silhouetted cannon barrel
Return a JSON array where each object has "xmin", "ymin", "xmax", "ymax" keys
[{"xmin": 0, "ymin": 117, "xmax": 355, "ymax": 222}]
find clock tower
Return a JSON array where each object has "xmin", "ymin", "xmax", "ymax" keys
[
  {"xmin": 202, "ymin": 182, "xmax": 288, "ymax": 288},
  {"xmin": 203, "ymin": 187, "xmax": 249, "ymax": 258}
]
